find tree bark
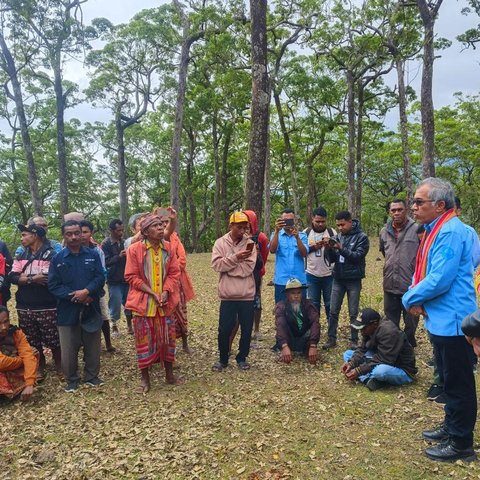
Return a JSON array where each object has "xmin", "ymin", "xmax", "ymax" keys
[
  {"xmin": 396, "ymin": 57, "xmax": 413, "ymax": 204},
  {"xmin": 416, "ymin": 0, "xmax": 443, "ymax": 178},
  {"xmin": 185, "ymin": 128, "xmax": 198, "ymax": 252},
  {"xmin": 305, "ymin": 132, "xmax": 327, "ymax": 219},
  {"xmin": 273, "ymin": 89, "xmax": 300, "ymax": 216},
  {"xmin": 0, "ymin": 32, "xmax": 42, "ymax": 215},
  {"xmin": 10, "ymin": 127, "xmax": 28, "ymax": 223},
  {"xmin": 245, "ymin": 0, "xmax": 269, "ymax": 217},
  {"xmin": 221, "ymin": 124, "xmax": 232, "ymax": 230},
  {"xmin": 212, "ymin": 111, "xmax": 221, "ymax": 238},
  {"xmin": 115, "ymin": 107, "xmax": 128, "ymax": 225},
  {"xmin": 346, "ymin": 70, "xmax": 356, "ymax": 215},
  {"xmin": 263, "ymin": 139, "xmax": 271, "ymax": 234},
  {"xmin": 354, "ymin": 82, "xmax": 364, "ymax": 219},
  {"xmin": 53, "ymin": 57, "xmax": 69, "ymax": 215}
]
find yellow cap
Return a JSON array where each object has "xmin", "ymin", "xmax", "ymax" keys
[{"xmin": 229, "ymin": 211, "xmax": 249, "ymax": 224}]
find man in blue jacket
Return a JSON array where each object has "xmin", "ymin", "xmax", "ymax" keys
[
  {"xmin": 48, "ymin": 220, "xmax": 105, "ymax": 393},
  {"xmin": 403, "ymin": 178, "xmax": 477, "ymax": 463}
]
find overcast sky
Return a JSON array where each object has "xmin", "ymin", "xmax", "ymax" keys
[{"xmin": 22, "ymin": 1, "xmax": 480, "ymax": 131}]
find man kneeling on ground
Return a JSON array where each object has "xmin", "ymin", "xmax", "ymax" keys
[
  {"xmin": 276, "ymin": 278, "xmax": 320, "ymax": 364},
  {"xmin": 0, "ymin": 306, "xmax": 38, "ymax": 401},
  {"xmin": 341, "ymin": 308, "xmax": 417, "ymax": 391}
]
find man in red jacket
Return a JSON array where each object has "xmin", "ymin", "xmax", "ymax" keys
[{"xmin": 124, "ymin": 213, "xmax": 182, "ymax": 393}]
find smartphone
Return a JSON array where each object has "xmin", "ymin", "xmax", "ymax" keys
[
  {"xmin": 284, "ymin": 218, "xmax": 294, "ymax": 227},
  {"xmin": 246, "ymin": 242, "xmax": 254, "ymax": 252}
]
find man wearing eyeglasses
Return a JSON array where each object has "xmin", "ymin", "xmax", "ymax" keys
[
  {"xmin": 379, "ymin": 199, "xmax": 420, "ymax": 347},
  {"xmin": 402, "ymin": 178, "xmax": 477, "ymax": 463}
]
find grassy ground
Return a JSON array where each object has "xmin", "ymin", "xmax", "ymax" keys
[{"xmin": 3, "ymin": 241, "xmax": 480, "ymax": 479}]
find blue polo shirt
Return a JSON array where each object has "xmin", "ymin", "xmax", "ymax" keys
[
  {"xmin": 269, "ymin": 229, "xmax": 308, "ymax": 285},
  {"xmin": 402, "ymin": 216, "xmax": 477, "ymax": 336},
  {"xmin": 48, "ymin": 246, "xmax": 105, "ymax": 326}
]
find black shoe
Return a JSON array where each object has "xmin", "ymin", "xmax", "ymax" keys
[
  {"xmin": 85, "ymin": 377, "xmax": 104, "ymax": 387},
  {"xmin": 426, "ymin": 383, "xmax": 443, "ymax": 400},
  {"xmin": 322, "ymin": 338, "xmax": 337, "ymax": 350},
  {"xmin": 433, "ymin": 393, "xmax": 447, "ymax": 405},
  {"xmin": 425, "ymin": 441, "xmax": 476, "ymax": 462},
  {"xmin": 422, "ymin": 426, "xmax": 449, "ymax": 442},
  {"xmin": 64, "ymin": 381, "xmax": 79, "ymax": 393},
  {"xmin": 366, "ymin": 378, "xmax": 384, "ymax": 391}
]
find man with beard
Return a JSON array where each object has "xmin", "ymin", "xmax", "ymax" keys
[
  {"xmin": 275, "ymin": 278, "xmax": 319, "ymax": 364},
  {"xmin": 303, "ymin": 207, "xmax": 336, "ymax": 321}
]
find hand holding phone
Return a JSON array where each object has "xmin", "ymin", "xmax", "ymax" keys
[{"xmin": 246, "ymin": 242, "xmax": 254, "ymax": 252}]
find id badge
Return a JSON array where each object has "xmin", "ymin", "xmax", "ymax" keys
[{"xmin": 339, "ymin": 255, "xmax": 345, "ymax": 263}]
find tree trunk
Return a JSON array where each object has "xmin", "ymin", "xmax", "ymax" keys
[
  {"xmin": 221, "ymin": 123, "xmax": 232, "ymax": 230},
  {"xmin": 273, "ymin": 89, "xmax": 300, "ymax": 216},
  {"xmin": 346, "ymin": 70, "xmax": 356, "ymax": 215},
  {"xmin": 185, "ymin": 128, "xmax": 198, "ymax": 252},
  {"xmin": 212, "ymin": 111, "xmax": 221, "ymax": 238},
  {"xmin": 10, "ymin": 128, "xmax": 28, "ymax": 223},
  {"xmin": 396, "ymin": 57, "xmax": 413, "ymax": 204},
  {"xmin": 53, "ymin": 57, "xmax": 69, "ymax": 215},
  {"xmin": 0, "ymin": 33, "xmax": 42, "ymax": 215},
  {"xmin": 245, "ymin": 0, "xmax": 269, "ymax": 216},
  {"xmin": 354, "ymin": 82, "xmax": 364, "ymax": 219},
  {"xmin": 263, "ymin": 140, "xmax": 271, "ymax": 235},
  {"xmin": 115, "ymin": 108, "xmax": 128, "ymax": 225},
  {"xmin": 305, "ymin": 132, "xmax": 327, "ymax": 219},
  {"xmin": 417, "ymin": 0, "xmax": 442, "ymax": 178}
]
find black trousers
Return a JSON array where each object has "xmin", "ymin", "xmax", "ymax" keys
[
  {"xmin": 431, "ymin": 333, "xmax": 477, "ymax": 448},
  {"xmin": 384, "ymin": 291, "xmax": 419, "ymax": 347},
  {"xmin": 218, "ymin": 300, "xmax": 254, "ymax": 365}
]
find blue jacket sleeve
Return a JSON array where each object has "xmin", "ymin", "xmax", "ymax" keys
[
  {"xmin": 85, "ymin": 252, "xmax": 106, "ymax": 296},
  {"xmin": 402, "ymin": 230, "xmax": 462, "ymax": 309},
  {"xmin": 48, "ymin": 254, "xmax": 74, "ymax": 300}
]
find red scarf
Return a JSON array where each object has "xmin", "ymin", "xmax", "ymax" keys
[{"xmin": 412, "ymin": 209, "xmax": 456, "ymax": 287}]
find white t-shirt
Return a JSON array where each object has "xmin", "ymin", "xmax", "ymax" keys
[{"xmin": 304, "ymin": 228, "xmax": 336, "ymax": 278}]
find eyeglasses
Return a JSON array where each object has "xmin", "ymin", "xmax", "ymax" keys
[{"xmin": 410, "ymin": 199, "xmax": 435, "ymax": 207}]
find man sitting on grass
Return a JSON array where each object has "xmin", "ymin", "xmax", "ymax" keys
[
  {"xmin": 275, "ymin": 278, "xmax": 320, "ymax": 364},
  {"xmin": 341, "ymin": 308, "xmax": 417, "ymax": 391},
  {"xmin": 0, "ymin": 306, "xmax": 38, "ymax": 402}
]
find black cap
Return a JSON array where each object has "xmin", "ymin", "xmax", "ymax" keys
[
  {"xmin": 462, "ymin": 309, "xmax": 480, "ymax": 338},
  {"xmin": 17, "ymin": 223, "xmax": 46, "ymax": 238},
  {"xmin": 351, "ymin": 308, "xmax": 381, "ymax": 330}
]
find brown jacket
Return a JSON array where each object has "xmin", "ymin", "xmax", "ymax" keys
[
  {"xmin": 211, "ymin": 232, "xmax": 257, "ymax": 301},
  {"xmin": 379, "ymin": 218, "xmax": 419, "ymax": 294}
]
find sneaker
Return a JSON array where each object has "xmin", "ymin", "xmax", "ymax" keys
[
  {"xmin": 425, "ymin": 441, "xmax": 476, "ymax": 462},
  {"xmin": 64, "ymin": 381, "xmax": 79, "ymax": 393},
  {"xmin": 366, "ymin": 378, "xmax": 384, "ymax": 391},
  {"xmin": 322, "ymin": 338, "xmax": 337, "ymax": 350},
  {"xmin": 85, "ymin": 377, "xmax": 105, "ymax": 387},
  {"xmin": 427, "ymin": 383, "xmax": 443, "ymax": 401},
  {"xmin": 237, "ymin": 361, "xmax": 251, "ymax": 370}
]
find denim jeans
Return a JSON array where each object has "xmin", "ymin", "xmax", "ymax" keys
[
  {"xmin": 306, "ymin": 273, "xmax": 333, "ymax": 319},
  {"xmin": 327, "ymin": 278, "xmax": 362, "ymax": 342},
  {"xmin": 343, "ymin": 350, "xmax": 413, "ymax": 386},
  {"xmin": 108, "ymin": 283, "xmax": 129, "ymax": 323}
]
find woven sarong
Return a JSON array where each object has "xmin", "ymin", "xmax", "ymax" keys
[
  {"xmin": 173, "ymin": 288, "xmax": 188, "ymax": 338},
  {"xmin": 133, "ymin": 312, "xmax": 176, "ymax": 369}
]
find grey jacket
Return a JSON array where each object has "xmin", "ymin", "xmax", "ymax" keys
[{"xmin": 379, "ymin": 218, "xmax": 419, "ymax": 295}]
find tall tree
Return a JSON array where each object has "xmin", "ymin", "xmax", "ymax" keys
[
  {"xmin": 0, "ymin": 17, "xmax": 42, "ymax": 214},
  {"xmin": 86, "ymin": 10, "xmax": 175, "ymax": 223},
  {"xmin": 414, "ymin": 0, "xmax": 443, "ymax": 178},
  {"xmin": 245, "ymin": 0, "xmax": 269, "ymax": 218}
]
